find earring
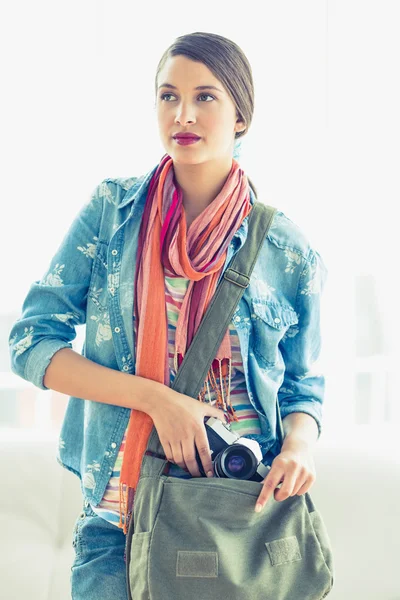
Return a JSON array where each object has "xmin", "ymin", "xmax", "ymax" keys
[{"xmin": 233, "ymin": 138, "xmax": 242, "ymax": 160}]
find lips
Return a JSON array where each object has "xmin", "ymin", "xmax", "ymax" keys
[{"xmin": 173, "ymin": 134, "xmax": 200, "ymax": 140}]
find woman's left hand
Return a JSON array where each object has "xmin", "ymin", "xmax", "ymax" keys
[{"xmin": 254, "ymin": 438, "xmax": 316, "ymax": 512}]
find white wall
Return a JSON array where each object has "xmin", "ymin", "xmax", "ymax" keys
[{"xmin": 1, "ymin": 0, "xmax": 399, "ymax": 436}]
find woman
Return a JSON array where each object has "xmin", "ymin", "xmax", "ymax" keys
[{"xmin": 9, "ymin": 31, "xmax": 328, "ymax": 599}]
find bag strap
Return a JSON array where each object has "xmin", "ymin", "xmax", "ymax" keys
[{"xmin": 143, "ymin": 201, "xmax": 285, "ymax": 476}]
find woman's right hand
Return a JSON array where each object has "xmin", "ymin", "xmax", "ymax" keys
[{"xmin": 147, "ymin": 386, "xmax": 227, "ymax": 478}]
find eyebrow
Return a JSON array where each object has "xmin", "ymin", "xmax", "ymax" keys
[{"xmin": 158, "ymin": 83, "xmax": 224, "ymax": 93}]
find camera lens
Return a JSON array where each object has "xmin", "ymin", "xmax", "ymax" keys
[{"xmin": 214, "ymin": 444, "xmax": 258, "ymax": 479}]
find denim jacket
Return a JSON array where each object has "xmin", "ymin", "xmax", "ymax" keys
[{"xmin": 8, "ymin": 163, "xmax": 328, "ymax": 506}]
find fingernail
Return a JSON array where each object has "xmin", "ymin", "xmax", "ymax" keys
[
  {"xmin": 207, "ymin": 471, "xmax": 214, "ymax": 478},
  {"xmin": 255, "ymin": 503, "xmax": 262, "ymax": 513}
]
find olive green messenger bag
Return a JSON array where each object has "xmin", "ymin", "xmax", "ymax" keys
[{"xmin": 125, "ymin": 201, "xmax": 335, "ymax": 600}]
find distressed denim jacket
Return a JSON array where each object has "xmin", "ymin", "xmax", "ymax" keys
[{"xmin": 8, "ymin": 163, "xmax": 328, "ymax": 506}]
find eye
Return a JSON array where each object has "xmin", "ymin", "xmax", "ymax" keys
[
  {"xmin": 159, "ymin": 93, "xmax": 215, "ymax": 102},
  {"xmin": 198, "ymin": 93, "xmax": 215, "ymax": 102}
]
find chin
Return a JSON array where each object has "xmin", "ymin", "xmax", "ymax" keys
[{"xmin": 170, "ymin": 153, "xmax": 205, "ymax": 166}]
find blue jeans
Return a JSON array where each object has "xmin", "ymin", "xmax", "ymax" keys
[{"xmin": 70, "ymin": 498, "xmax": 129, "ymax": 599}]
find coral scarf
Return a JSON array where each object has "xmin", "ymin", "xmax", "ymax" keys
[{"xmin": 118, "ymin": 154, "xmax": 252, "ymax": 533}]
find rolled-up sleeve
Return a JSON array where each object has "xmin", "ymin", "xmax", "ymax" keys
[
  {"xmin": 8, "ymin": 180, "xmax": 106, "ymax": 390},
  {"xmin": 277, "ymin": 246, "xmax": 329, "ymax": 439}
]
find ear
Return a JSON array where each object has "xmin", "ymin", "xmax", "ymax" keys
[{"xmin": 235, "ymin": 118, "xmax": 246, "ymax": 135}]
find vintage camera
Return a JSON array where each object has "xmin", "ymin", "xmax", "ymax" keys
[{"xmin": 194, "ymin": 416, "xmax": 271, "ymax": 482}]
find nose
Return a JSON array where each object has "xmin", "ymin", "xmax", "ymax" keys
[{"xmin": 174, "ymin": 101, "xmax": 196, "ymax": 126}]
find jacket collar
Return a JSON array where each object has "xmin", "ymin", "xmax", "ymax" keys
[{"xmin": 118, "ymin": 165, "xmax": 158, "ymax": 209}]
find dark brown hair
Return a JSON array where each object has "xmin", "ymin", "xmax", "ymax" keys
[{"xmin": 155, "ymin": 31, "xmax": 257, "ymax": 198}]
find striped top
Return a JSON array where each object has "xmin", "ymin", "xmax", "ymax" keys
[{"xmin": 90, "ymin": 274, "xmax": 262, "ymax": 527}]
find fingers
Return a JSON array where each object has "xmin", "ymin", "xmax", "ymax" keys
[
  {"xmin": 167, "ymin": 433, "xmax": 214, "ymax": 479},
  {"xmin": 254, "ymin": 455, "xmax": 316, "ymax": 512},
  {"xmin": 201, "ymin": 401, "xmax": 227, "ymax": 425},
  {"xmin": 157, "ymin": 405, "xmax": 226, "ymax": 479},
  {"xmin": 181, "ymin": 434, "xmax": 214, "ymax": 478},
  {"xmin": 255, "ymin": 465, "xmax": 285, "ymax": 512},
  {"xmin": 181, "ymin": 439, "xmax": 202, "ymax": 478},
  {"xmin": 194, "ymin": 438, "xmax": 214, "ymax": 478},
  {"xmin": 214, "ymin": 407, "xmax": 227, "ymax": 424}
]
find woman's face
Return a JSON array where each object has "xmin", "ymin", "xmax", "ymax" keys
[{"xmin": 156, "ymin": 55, "xmax": 245, "ymax": 165}]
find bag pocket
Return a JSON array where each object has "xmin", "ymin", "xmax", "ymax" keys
[{"xmin": 250, "ymin": 299, "xmax": 298, "ymax": 366}]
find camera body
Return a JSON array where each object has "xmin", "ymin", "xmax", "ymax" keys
[{"xmin": 195, "ymin": 416, "xmax": 271, "ymax": 482}]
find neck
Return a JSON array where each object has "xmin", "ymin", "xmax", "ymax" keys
[{"xmin": 173, "ymin": 157, "xmax": 234, "ymax": 223}]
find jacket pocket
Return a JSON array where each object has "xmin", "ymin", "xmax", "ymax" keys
[
  {"xmin": 250, "ymin": 300, "xmax": 298, "ymax": 366},
  {"xmin": 87, "ymin": 240, "xmax": 109, "ymax": 312}
]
